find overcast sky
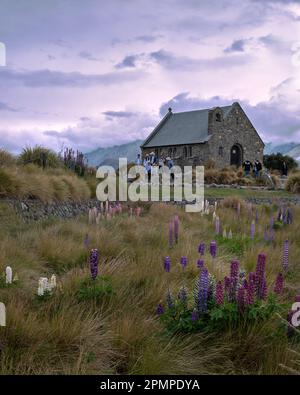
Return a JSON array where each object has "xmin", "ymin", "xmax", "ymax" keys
[{"xmin": 0, "ymin": 0, "xmax": 300, "ymax": 153}]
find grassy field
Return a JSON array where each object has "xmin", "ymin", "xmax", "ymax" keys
[
  {"xmin": 204, "ymin": 187, "xmax": 294, "ymax": 199},
  {"xmin": 0, "ymin": 199, "xmax": 300, "ymax": 374}
]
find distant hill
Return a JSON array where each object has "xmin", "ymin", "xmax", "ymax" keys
[
  {"xmin": 84, "ymin": 140, "xmax": 143, "ymax": 168},
  {"xmin": 264, "ymin": 142, "xmax": 300, "ymax": 163}
]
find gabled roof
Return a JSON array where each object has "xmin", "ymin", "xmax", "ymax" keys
[{"xmin": 141, "ymin": 105, "xmax": 233, "ymax": 148}]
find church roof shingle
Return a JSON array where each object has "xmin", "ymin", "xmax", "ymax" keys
[{"xmin": 141, "ymin": 105, "xmax": 233, "ymax": 148}]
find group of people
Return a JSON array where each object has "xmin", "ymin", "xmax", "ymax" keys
[
  {"xmin": 242, "ymin": 159, "xmax": 262, "ymax": 177},
  {"xmin": 136, "ymin": 153, "xmax": 174, "ymax": 182}
]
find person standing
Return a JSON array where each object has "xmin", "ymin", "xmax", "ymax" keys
[
  {"xmin": 243, "ymin": 160, "xmax": 252, "ymax": 177},
  {"xmin": 282, "ymin": 161, "xmax": 288, "ymax": 176},
  {"xmin": 136, "ymin": 153, "xmax": 142, "ymax": 166},
  {"xmin": 145, "ymin": 160, "xmax": 152, "ymax": 183}
]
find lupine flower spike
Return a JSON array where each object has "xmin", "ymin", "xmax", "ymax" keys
[
  {"xmin": 180, "ymin": 256, "xmax": 187, "ymax": 269},
  {"xmin": 274, "ymin": 273, "xmax": 284, "ymax": 295},
  {"xmin": 90, "ymin": 249, "xmax": 99, "ymax": 280},
  {"xmin": 163, "ymin": 256, "xmax": 171, "ymax": 273},
  {"xmin": 209, "ymin": 241, "xmax": 217, "ymax": 258},
  {"xmin": 197, "ymin": 259, "xmax": 204, "ymax": 269},
  {"xmin": 5, "ymin": 266, "xmax": 12, "ymax": 284},
  {"xmin": 174, "ymin": 215, "xmax": 179, "ymax": 243},
  {"xmin": 168, "ymin": 221, "xmax": 174, "ymax": 248},
  {"xmin": 283, "ymin": 239, "xmax": 289, "ymax": 272},
  {"xmin": 198, "ymin": 242, "xmax": 205, "ymax": 256}
]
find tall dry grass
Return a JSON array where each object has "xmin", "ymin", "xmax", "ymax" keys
[{"xmin": 1, "ymin": 200, "xmax": 300, "ymax": 374}]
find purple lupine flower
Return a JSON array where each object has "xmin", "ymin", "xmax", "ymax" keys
[
  {"xmin": 174, "ymin": 215, "xmax": 179, "ymax": 243},
  {"xmin": 163, "ymin": 256, "xmax": 171, "ymax": 273},
  {"xmin": 215, "ymin": 216, "xmax": 220, "ymax": 235},
  {"xmin": 168, "ymin": 221, "xmax": 174, "ymax": 248},
  {"xmin": 255, "ymin": 253, "xmax": 267, "ymax": 300},
  {"xmin": 224, "ymin": 276, "xmax": 231, "ymax": 295},
  {"xmin": 283, "ymin": 239, "xmax": 289, "ymax": 272},
  {"xmin": 191, "ymin": 309, "xmax": 198, "ymax": 321},
  {"xmin": 216, "ymin": 281, "xmax": 224, "ymax": 305},
  {"xmin": 197, "ymin": 259, "xmax": 204, "ymax": 269},
  {"xmin": 250, "ymin": 220, "xmax": 255, "ymax": 240},
  {"xmin": 229, "ymin": 260, "xmax": 240, "ymax": 302},
  {"xmin": 194, "ymin": 268, "xmax": 209, "ymax": 314},
  {"xmin": 242, "ymin": 278, "xmax": 248, "ymax": 290},
  {"xmin": 209, "ymin": 241, "xmax": 217, "ymax": 258},
  {"xmin": 261, "ymin": 276, "xmax": 268, "ymax": 300},
  {"xmin": 156, "ymin": 304, "xmax": 164, "ymax": 315},
  {"xmin": 166, "ymin": 289, "xmax": 175, "ymax": 309},
  {"xmin": 178, "ymin": 286, "xmax": 188, "ymax": 309},
  {"xmin": 89, "ymin": 248, "xmax": 99, "ymax": 280},
  {"xmin": 237, "ymin": 287, "xmax": 246, "ymax": 310},
  {"xmin": 247, "ymin": 272, "xmax": 256, "ymax": 305},
  {"xmin": 180, "ymin": 256, "xmax": 187, "ymax": 269},
  {"xmin": 274, "ymin": 273, "xmax": 284, "ymax": 295},
  {"xmin": 198, "ymin": 242, "xmax": 205, "ymax": 256},
  {"xmin": 286, "ymin": 208, "xmax": 293, "ymax": 225}
]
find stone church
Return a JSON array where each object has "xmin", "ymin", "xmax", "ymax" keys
[{"xmin": 141, "ymin": 102, "xmax": 264, "ymax": 168}]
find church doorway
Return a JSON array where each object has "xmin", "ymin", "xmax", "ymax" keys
[{"xmin": 230, "ymin": 144, "xmax": 243, "ymax": 167}]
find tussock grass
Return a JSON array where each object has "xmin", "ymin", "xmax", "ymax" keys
[
  {"xmin": 1, "ymin": 201, "xmax": 300, "ymax": 374},
  {"xmin": 0, "ymin": 165, "xmax": 90, "ymax": 202}
]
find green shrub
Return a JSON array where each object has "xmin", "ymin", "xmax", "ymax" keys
[{"xmin": 161, "ymin": 294, "xmax": 281, "ymax": 335}]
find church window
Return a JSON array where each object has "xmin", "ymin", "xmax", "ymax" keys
[
  {"xmin": 189, "ymin": 146, "xmax": 193, "ymax": 157},
  {"xmin": 218, "ymin": 146, "xmax": 223, "ymax": 156}
]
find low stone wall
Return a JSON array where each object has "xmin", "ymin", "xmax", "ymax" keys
[
  {"xmin": 2, "ymin": 195, "xmax": 300, "ymax": 222},
  {"xmin": 4, "ymin": 199, "xmax": 102, "ymax": 222}
]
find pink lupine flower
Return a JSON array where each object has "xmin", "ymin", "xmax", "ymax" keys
[
  {"xmin": 168, "ymin": 221, "xmax": 174, "ymax": 248},
  {"xmin": 283, "ymin": 239, "xmax": 289, "ymax": 272},
  {"xmin": 174, "ymin": 215, "xmax": 179, "ymax": 244},
  {"xmin": 247, "ymin": 272, "xmax": 256, "ymax": 305},
  {"xmin": 274, "ymin": 273, "xmax": 284, "ymax": 295}
]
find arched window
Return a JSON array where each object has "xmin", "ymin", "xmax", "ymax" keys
[
  {"xmin": 216, "ymin": 113, "xmax": 221, "ymax": 122},
  {"xmin": 218, "ymin": 146, "xmax": 223, "ymax": 156},
  {"xmin": 184, "ymin": 146, "xmax": 188, "ymax": 158},
  {"xmin": 173, "ymin": 147, "xmax": 176, "ymax": 157},
  {"xmin": 189, "ymin": 146, "xmax": 192, "ymax": 157}
]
